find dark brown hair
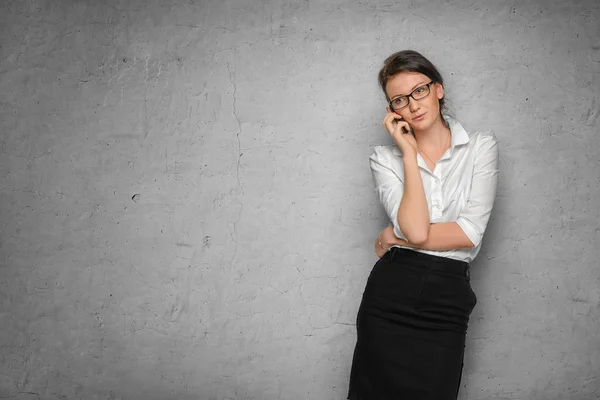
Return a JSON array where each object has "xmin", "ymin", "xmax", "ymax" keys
[{"xmin": 378, "ymin": 50, "xmax": 447, "ymax": 118}]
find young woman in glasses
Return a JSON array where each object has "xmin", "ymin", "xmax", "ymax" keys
[{"xmin": 347, "ymin": 50, "xmax": 499, "ymax": 400}]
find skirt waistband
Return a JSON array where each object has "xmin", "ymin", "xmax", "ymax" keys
[{"xmin": 382, "ymin": 247, "xmax": 470, "ymax": 278}]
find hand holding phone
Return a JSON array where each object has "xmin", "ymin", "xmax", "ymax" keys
[{"xmin": 383, "ymin": 108, "xmax": 418, "ymax": 158}]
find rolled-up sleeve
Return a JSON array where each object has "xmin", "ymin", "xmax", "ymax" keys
[
  {"xmin": 455, "ymin": 132, "xmax": 499, "ymax": 247},
  {"xmin": 369, "ymin": 147, "xmax": 408, "ymax": 240}
]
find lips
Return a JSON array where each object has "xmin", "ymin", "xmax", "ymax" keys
[{"xmin": 413, "ymin": 113, "xmax": 426, "ymax": 122}]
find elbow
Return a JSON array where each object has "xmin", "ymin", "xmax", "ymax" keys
[
  {"xmin": 397, "ymin": 216, "xmax": 429, "ymax": 245},
  {"xmin": 405, "ymin": 229, "xmax": 429, "ymax": 245},
  {"xmin": 398, "ymin": 221, "xmax": 429, "ymax": 245}
]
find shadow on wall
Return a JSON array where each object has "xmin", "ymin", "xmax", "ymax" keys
[{"xmin": 457, "ymin": 197, "xmax": 505, "ymax": 397}]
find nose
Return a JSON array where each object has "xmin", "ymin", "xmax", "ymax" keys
[{"xmin": 408, "ymin": 96, "xmax": 420, "ymax": 113}]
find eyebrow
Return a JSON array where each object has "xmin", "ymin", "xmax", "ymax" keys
[{"xmin": 390, "ymin": 81, "xmax": 428, "ymax": 101}]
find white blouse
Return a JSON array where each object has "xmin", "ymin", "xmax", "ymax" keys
[{"xmin": 369, "ymin": 115, "xmax": 499, "ymax": 263}]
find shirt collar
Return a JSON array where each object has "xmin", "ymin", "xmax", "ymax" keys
[{"xmin": 391, "ymin": 114, "xmax": 470, "ymax": 157}]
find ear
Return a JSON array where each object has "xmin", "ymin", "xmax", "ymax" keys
[{"xmin": 436, "ymin": 83, "xmax": 444, "ymax": 100}]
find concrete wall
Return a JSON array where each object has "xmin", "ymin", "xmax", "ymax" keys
[{"xmin": 1, "ymin": 0, "xmax": 599, "ymax": 399}]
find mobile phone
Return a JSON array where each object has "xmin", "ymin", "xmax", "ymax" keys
[
  {"xmin": 401, "ymin": 125, "xmax": 410, "ymax": 134},
  {"xmin": 389, "ymin": 109, "xmax": 413, "ymax": 135},
  {"xmin": 397, "ymin": 117, "xmax": 411, "ymax": 134}
]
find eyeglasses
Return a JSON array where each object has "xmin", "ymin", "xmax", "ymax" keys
[{"xmin": 388, "ymin": 81, "xmax": 435, "ymax": 112}]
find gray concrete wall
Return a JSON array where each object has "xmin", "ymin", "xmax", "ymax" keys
[{"xmin": 1, "ymin": 0, "xmax": 599, "ymax": 399}]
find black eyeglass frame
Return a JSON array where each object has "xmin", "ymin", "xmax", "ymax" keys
[{"xmin": 388, "ymin": 80, "xmax": 436, "ymax": 112}]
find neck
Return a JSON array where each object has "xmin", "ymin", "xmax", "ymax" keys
[{"xmin": 413, "ymin": 114, "xmax": 451, "ymax": 151}]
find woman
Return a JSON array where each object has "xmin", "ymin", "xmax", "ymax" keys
[{"xmin": 347, "ymin": 50, "xmax": 499, "ymax": 399}]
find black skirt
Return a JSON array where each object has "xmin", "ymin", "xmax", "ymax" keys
[{"xmin": 347, "ymin": 247, "xmax": 477, "ymax": 400}]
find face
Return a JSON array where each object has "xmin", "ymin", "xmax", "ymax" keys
[{"xmin": 385, "ymin": 71, "xmax": 444, "ymax": 130}]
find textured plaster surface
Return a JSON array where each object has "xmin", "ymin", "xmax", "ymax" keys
[{"xmin": 1, "ymin": 0, "xmax": 599, "ymax": 399}]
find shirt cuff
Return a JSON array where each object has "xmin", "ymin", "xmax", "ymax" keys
[{"xmin": 455, "ymin": 218, "xmax": 481, "ymax": 248}]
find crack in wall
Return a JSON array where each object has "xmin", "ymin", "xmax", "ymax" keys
[{"xmin": 227, "ymin": 60, "xmax": 243, "ymax": 267}]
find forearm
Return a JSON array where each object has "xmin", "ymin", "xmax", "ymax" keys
[
  {"xmin": 397, "ymin": 156, "xmax": 429, "ymax": 243},
  {"xmin": 391, "ymin": 222, "xmax": 474, "ymax": 251}
]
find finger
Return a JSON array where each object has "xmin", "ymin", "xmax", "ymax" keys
[
  {"xmin": 393, "ymin": 120, "xmax": 410, "ymax": 136},
  {"xmin": 386, "ymin": 106, "xmax": 403, "ymax": 119},
  {"xmin": 387, "ymin": 121, "xmax": 402, "ymax": 137},
  {"xmin": 391, "ymin": 112, "xmax": 403, "ymax": 121},
  {"xmin": 382, "ymin": 113, "xmax": 391, "ymax": 126},
  {"xmin": 385, "ymin": 110, "xmax": 399, "ymax": 120},
  {"xmin": 382, "ymin": 113, "xmax": 393, "ymax": 126},
  {"xmin": 384, "ymin": 111, "xmax": 402, "ymax": 121},
  {"xmin": 383, "ymin": 115, "xmax": 397, "ymax": 132}
]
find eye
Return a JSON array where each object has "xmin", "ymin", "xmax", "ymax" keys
[
  {"xmin": 415, "ymin": 87, "xmax": 426, "ymax": 94},
  {"xmin": 392, "ymin": 97, "xmax": 405, "ymax": 106}
]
